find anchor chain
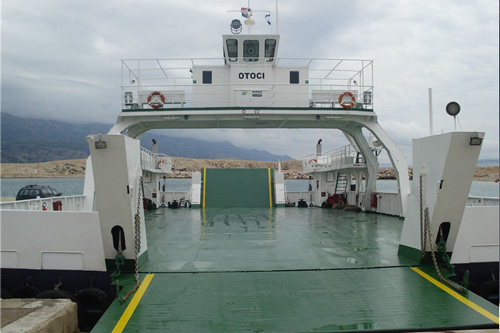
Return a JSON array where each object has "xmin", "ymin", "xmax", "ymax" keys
[
  {"xmin": 121, "ymin": 176, "xmax": 144, "ymax": 304},
  {"xmin": 419, "ymin": 175, "xmax": 427, "ymax": 258},
  {"xmin": 419, "ymin": 174, "xmax": 465, "ymax": 293}
]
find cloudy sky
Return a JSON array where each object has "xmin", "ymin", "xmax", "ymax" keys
[{"xmin": 2, "ymin": 0, "xmax": 499, "ymax": 163}]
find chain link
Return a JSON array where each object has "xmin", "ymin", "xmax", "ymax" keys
[
  {"xmin": 419, "ymin": 175, "xmax": 426, "ymax": 258},
  {"xmin": 419, "ymin": 174, "xmax": 465, "ymax": 293},
  {"xmin": 424, "ymin": 207, "xmax": 465, "ymax": 293},
  {"xmin": 121, "ymin": 176, "xmax": 143, "ymax": 304},
  {"xmin": 134, "ymin": 176, "xmax": 142, "ymax": 284}
]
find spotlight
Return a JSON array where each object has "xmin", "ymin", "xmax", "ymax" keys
[
  {"xmin": 469, "ymin": 137, "xmax": 483, "ymax": 146},
  {"xmin": 445, "ymin": 101, "xmax": 460, "ymax": 116},
  {"xmin": 230, "ymin": 19, "xmax": 242, "ymax": 34},
  {"xmin": 95, "ymin": 139, "xmax": 107, "ymax": 149}
]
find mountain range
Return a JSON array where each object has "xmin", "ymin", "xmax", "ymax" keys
[
  {"xmin": 0, "ymin": 113, "xmax": 293, "ymax": 163},
  {"xmin": 2, "ymin": 113, "xmax": 497, "ymax": 166}
]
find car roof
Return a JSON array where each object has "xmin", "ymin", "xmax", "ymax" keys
[{"xmin": 21, "ymin": 185, "xmax": 54, "ymax": 189}]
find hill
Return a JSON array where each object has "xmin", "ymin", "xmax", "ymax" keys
[
  {"xmin": 0, "ymin": 113, "xmax": 293, "ymax": 162},
  {"xmin": 1, "ymin": 159, "xmax": 498, "ymax": 182}
]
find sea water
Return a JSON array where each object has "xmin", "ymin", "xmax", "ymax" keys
[
  {"xmin": 1, "ymin": 178, "xmax": 85, "ymax": 198},
  {"xmin": 1, "ymin": 177, "xmax": 498, "ymax": 198}
]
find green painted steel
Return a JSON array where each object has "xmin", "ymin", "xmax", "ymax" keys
[
  {"xmin": 398, "ymin": 244, "xmax": 454, "ymax": 265},
  {"xmin": 105, "ymin": 250, "xmax": 148, "ymax": 272},
  {"xmin": 93, "ymin": 269, "xmax": 498, "ymax": 332},
  {"xmin": 122, "ymin": 106, "xmax": 375, "ymax": 112},
  {"xmin": 141, "ymin": 207, "xmax": 414, "ymax": 272},
  {"xmin": 92, "ymin": 207, "xmax": 499, "ymax": 332},
  {"xmin": 202, "ymin": 169, "xmax": 273, "ymax": 208}
]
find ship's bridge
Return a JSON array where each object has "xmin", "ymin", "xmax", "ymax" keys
[{"xmin": 222, "ymin": 34, "xmax": 280, "ymax": 65}]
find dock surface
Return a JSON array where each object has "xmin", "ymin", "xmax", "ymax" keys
[{"xmin": 92, "ymin": 207, "xmax": 499, "ymax": 332}]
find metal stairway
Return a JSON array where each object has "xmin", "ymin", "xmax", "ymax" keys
[{"xmin": 334, "ymin": 173, "xmax": 348, "ymax": 194}]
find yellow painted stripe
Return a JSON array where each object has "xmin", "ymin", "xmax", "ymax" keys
[
  {"xmin": 112, "ymin": 274, "xmax": 155, "ymax": 333},
  {"xmin": 202, "ymin": 168, "xmax": 206, "ymax": 208},
  {"xmin": 268, "ymin": 168, "xmax": 273, "ymax": 208},
  {"xmin": 411, "ymin": 267, "xmax": 499, "ymax": 324}
]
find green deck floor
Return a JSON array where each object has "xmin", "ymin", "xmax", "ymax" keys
[{"xmin": 92, "ymin": 207, "xmax": 499, "ymax": 332}]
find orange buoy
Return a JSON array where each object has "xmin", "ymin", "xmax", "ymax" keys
[
  {"xmin": 147, "ymin": 91, "xmax": 165, "ymax": 109},
  {"xmin": 339, "ymin": 91, "xmax": 355, "ymax": 109}
]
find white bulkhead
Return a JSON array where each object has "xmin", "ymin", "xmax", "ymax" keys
[{"xmin": 192, "ymin": 34, "xmax": 309, "ymax": 107}]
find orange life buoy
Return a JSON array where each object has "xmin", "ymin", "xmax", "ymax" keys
[
  {"xmin": 339, "ymin": 91, "xmax": 355, "ymax": 109},
  {"xmin": 148, "ymin": 91, "xmax": 165, "ymax": 109}
]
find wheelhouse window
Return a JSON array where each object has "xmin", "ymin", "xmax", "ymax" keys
[
  {"xmin": 243, "ymin": 40, "xmax": 259, "ymax": 62},
  {"xmin": 290, "ymin": 71, "xmax": 299, "ymax": 84},
  {"xmin": 226, "ymin": 39, "xmax": 238, "ymax": 62},
  {"xmin": 265, "ymin": 39, "xmax": 276, "ymax": 62},
  {"xmin": 203, "ymin": 71, "xmax": 212, "ymax": 84}
]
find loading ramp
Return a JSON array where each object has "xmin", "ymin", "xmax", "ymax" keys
[{"xmin": 201, "ymin": 168, "xmax": 274, "ymax": 208}]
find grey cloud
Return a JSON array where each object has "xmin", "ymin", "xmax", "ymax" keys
[{"xmin": 2, "ymin": 0, "xmax": 498, "ymax": 162}]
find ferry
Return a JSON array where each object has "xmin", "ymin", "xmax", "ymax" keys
[{"xmin": 1, "ymin": 5, "xmax": 498, "ymax": 332}]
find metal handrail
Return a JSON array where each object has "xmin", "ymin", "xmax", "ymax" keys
[
  {"xmin": 0, "ymin": 195, "xmax": 88, "ymax": 211},
  {"xmin": 140, "ymin": 147, "xmax": 172, "ymax": 173},
  {"xmin": 302, "ymin": 145, "xmax": 364, "ymax": 173},
  {"xmin": 121, "ymin": 57, "xmax": 374, "ymax": 110}
]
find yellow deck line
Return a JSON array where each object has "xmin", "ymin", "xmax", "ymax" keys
[
  {"xmin": 268, "ymin": 168, "xmax": 272, "ymax": 208},
  {"xmin": 112, "ymin": 274, "xmax": 155, "ymax": 333},
  {"xmin": 411, "ymin": 267, "xmax": 499, "ymax": 324},
  {"xmin": 202, "ymin": 168, "xmax": 206, "ymax": 208}
]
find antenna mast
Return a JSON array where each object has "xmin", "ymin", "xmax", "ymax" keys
[
  {"xmin": 228, "ymin": 1, "xmax": 274, "ymax": 34},
  {"xmin": 428, "ymin": 88, "xmax": 433, "ymax": 135},
  {"xmin": 276, "ymin": 0, "xmax": 279, "ymax": 34}
]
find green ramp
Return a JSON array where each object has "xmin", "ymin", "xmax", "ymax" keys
[{"xmin": 201, "ymin": 168, "xmax": 274, "ymax": 208}]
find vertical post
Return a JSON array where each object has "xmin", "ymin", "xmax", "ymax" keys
[
  {"xmin": 268, "ymin": 168, "xmax": 273, "ymax": 208},
  {"xmin": 428, "ymin": 88, "xmax": 434, "ymax": 136},
  {"xmin": 276, "ymin": 0, "xmax": 279, "ymax": 34},
  {"xmin": 202, "ymin": 168, "xmax": 206, "ymax": 208}
]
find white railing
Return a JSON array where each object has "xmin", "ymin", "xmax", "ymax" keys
[
  {"xmin": 141, "ymin": 147, "xmax": 172, "ymax": 173},
  {"xmin": 286, "ymin": 189, "xmax": 498, "ymax": 217},
  {"xmin": 370, "ymin": 193, "xmax": 499, "ymax": 217},
  {"xmin": 121, "ymin": 58, "xmax": 374, "ymax": 110},
  {"xmin": 370, "ymin": 192, "xmax": 402, "ymax": 216},
  {"xmin": 467, "ymin": 196, "xmax": 499, "ymax": 206},
  {"xmin": 302, "ymin": 145, "xmax": 364, "ymax": 174},
  {"xmin": 0, "ymin": 195, "xmax": 89, "ymax": 212}
]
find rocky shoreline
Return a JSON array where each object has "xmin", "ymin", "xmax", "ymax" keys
[{"xmin": 1, "ymin": 158, "xmax": 498, "ymax": 182}]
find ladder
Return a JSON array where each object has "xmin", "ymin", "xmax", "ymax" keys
[
  {"xmin": 334, "ymin": 173, "xmax": 348, "ymax": 194},
  {"xmin": 355, "ymin": 152, "xmax": 365, "ymax": 164}
]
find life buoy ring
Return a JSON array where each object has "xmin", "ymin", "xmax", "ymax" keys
[
  {"xmin": 147, "ymin": 91, "xmax": 165, "ymax": 109},
  {"xmin": 339, "ymin": 91, "xmax": 355, "ymax": 109},
  {"xmin": 308, "ymin": 159, "xmax": 317, "ymax": 165}
]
